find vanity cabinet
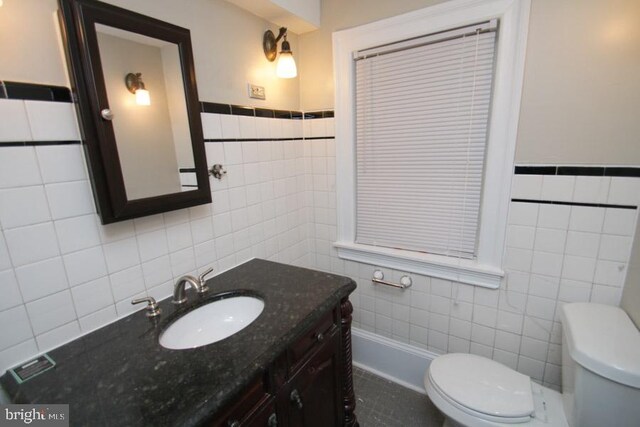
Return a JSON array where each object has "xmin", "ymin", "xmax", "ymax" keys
[{"xmin": 211, "ymin": 298, "xmax": 358, "ymax": 427}]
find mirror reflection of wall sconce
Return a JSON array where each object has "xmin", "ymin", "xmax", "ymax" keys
[
  {"xmin": 263, "ymin": 27, "xmax": 297, "ymax": 79},
  {"xmin": 125, "ymin": 72, "xmax": 151, "ymax": 106}
]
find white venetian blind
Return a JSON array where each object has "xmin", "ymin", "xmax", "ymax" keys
[{"xmin": 355, "ymin": 21, "xmax": 498, "ymax": 259}]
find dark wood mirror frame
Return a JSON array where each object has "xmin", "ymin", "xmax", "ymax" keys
[{"xmin": 58, "ymin": 0, "xmax": 211, "ymax": 224}]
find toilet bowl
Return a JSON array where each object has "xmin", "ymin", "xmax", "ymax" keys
[
  {"xmin": 424, "ymin": 303, "xmax": 640, "ymax": 427},
  {"xmin": 425, "ymin": 353, "xmax": 567, "ymax": 427}
]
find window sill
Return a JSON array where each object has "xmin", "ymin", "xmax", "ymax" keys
[{"xmin": 333, "ymin": 241, "xmax": 503, "ymax": 289}]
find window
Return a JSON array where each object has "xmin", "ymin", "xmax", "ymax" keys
[
  {"xmin": 355, "ymin": 21, "xmax": 497, "ymax": 260},
  {"xmin": 333, "ymin": 0, "xmax": 531, "ymax": 288}
]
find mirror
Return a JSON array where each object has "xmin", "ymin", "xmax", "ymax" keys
[
  {"xmin": 58, "ymin": 0, "xmax": 210, "ymax": 224},
  {"xmin": 96, "ymin": 25, "xmax": 195, "ymax": 200}
]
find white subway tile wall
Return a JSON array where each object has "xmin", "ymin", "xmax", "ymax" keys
[
  {"xmin": 304, "ymin": 118, "xmax": 639, "ymax": 391},
  {"xmin": 0, "ymin": 99, "xmax": 312, "ymax": 372}
]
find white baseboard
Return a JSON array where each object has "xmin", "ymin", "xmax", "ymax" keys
[{"xmin": 351, "ymin": 327, "xmax": 439, "ymax": 394}]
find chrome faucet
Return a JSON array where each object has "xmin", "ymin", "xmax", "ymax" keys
[{"xmin": 172, "ymin": 267, "xmax": 214, "ymax": 304}]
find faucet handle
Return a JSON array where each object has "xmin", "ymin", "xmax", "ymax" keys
[
  {"xmin": 131, "ymin": 296, "xmax": 162, "ymax": 318},
  {"xmin": 197, "ymin": 267, "xmax": 214, "ymax": 294}
]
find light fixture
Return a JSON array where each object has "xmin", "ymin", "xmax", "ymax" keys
[
  {"xmin": 263, "ymin": 27, "xmax": 297, "ymax": 79},
  {"xmin": 125, "ymin": 72, "xmax": 151, "ymax": 106}
]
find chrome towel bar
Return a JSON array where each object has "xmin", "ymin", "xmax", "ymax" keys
[{"xmin": 372, "ymin": 270, "xmax": 412, "ymax": 290}]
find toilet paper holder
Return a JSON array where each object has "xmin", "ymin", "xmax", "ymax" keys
[{"xmin": 372, "ymin": 270, "xmax": 412, "ymax": 290}]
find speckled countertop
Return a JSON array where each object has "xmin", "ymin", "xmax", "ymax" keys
[{"xmin": 0, "ymin": 259, "xmax": 356, "ymax": 427}]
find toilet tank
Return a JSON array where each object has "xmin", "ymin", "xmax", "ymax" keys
[{"xmin": 561, "ymin": 303, "xmax": 640, "ymax": 427}]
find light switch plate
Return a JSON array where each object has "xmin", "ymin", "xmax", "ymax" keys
[{"xmin": 248, "ymin": 84, "xmax": 265, "ymax": 100}]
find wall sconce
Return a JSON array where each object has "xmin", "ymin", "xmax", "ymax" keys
[
  {"xmin": 263, "ymin": 27, "xmax": 297, "ymax": 79},
  {"xmin": 125, "ymin": 72, "xmax": 151, "ymax": 106}
]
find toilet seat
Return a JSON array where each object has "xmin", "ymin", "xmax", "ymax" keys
[{"xmin": 427, "ymin": 354, "xmax": 535, "ymax": 424}]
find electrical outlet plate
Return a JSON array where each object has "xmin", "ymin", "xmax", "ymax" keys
[{"xmin": 248, "ymin": 84, "xmax": 265, "ymax": 100}]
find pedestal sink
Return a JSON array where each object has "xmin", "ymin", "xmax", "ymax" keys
[{"xmin": 160, "ymin": 295, "xmax": 264, "ymax": 350}]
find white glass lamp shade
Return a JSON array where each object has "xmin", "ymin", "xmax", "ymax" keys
[
  {"xmin": 135, "ymin": 88, "xmax": 151, "ymax": 106},
  {"xmin": 276, "ymin": 52, "xmax": 297, "ymax": 79}
]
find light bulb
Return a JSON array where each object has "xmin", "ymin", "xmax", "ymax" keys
[
  {"xmin": 135, "ymin": 88, "xmax": 150, "ymax": 106},
  {"xmin": 276, "ymin": 52, "xmax": 297, "ymax": 79}
]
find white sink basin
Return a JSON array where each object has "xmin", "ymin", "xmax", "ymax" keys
[{"xmin": 159, "ymin": 296, "xmax": 264, "ymax": 350}]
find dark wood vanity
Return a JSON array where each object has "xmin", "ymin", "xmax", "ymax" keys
[
  {"xmin": 212, "ymin": 298, "xmax": 358, "ymax": 427},
  {"xmin": 0, "ymin": 260, "xmax": 358, "ymax": 427}
]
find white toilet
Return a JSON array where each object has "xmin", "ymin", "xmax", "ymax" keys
[{"xmin": 425, "ymin": 303, "xmax": 640, "ymax": 427}]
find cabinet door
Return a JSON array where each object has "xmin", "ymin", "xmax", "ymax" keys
[
  {"xmin": 210, "ymin": 374, "xmax": 272, "ymax": 427},
  {"xmin": 285, "ymin": 332, "xmax": 342, "ymax": 427}
]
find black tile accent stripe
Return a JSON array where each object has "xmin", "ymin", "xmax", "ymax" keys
[
  {"xmin": 0, "ymin": 140, "xmax": 81, "ymax": 147},
  {"xmin": 255, "ymin": 108, "xmax": 275, "ymax": 118},
  {"xmin": 204, "ymin": 136, "xmax": 336, "ymax": 143},
  {"xmin": 274, "ymin": 110, "xmax": 292, "ymax": 120},
  {"xmin": 1, "ymin": 81, "xmax": 72, "ymax": 103},
  {"xmin": 0, "ymin": 136, "xmax": 336, "ymax": 148},
  {"xmin": 605, "ymin": 167, "xmax": 640, "ymax": 177},
  {"xmin": 1, "ymin": 81, "xmax": 334, "ymax": 120},
  {"xmin": 514, "ymin": 166, "xmax": 557, "ymax": 175},
  {"xmin": 230, "ymin": 105, "xmax": 255, "ymax": 116},
  {"xmin": 515, "ymin": 165, "xmax": 640, "ymax": 178},
  {"xmin": 200, "ymin": 102, "xmax": 231, "ymax": 114},
  {"xmin": 304, "ymin": 111, "xmax": 335, "ymax": 119},
  {"xmin": 557, "ymin": 166, "xmax": 605, "ymax": 176},
  {"xmin": 205, "ymin": 138, "xmax": 303, "ymax": 143},
  {"xmin": 511, "ymin": 198, "xmax": 637, "ymax": 210},
  {"xmin": 199, "ymin": 104, "xmax": 324, "ymax": 120},
  {"xmin": 199, "ymin": 102, "xmax": 328, "ymax": 121}
]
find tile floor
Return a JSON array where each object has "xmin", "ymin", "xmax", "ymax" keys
[{"xmin": 353, "ymin": 367, "xmax": 444, "ymax": 427}]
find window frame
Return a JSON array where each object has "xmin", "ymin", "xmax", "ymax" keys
[{"xmin": 332, "ymin": 0, "xmax": 531, "ymax": 289}]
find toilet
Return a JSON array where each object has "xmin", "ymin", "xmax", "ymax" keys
[{"xmin": 425, "ymin": 303, "xmax": 640, "ymax": 427}]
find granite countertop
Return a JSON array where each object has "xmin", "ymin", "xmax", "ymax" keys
[{"xmin": 0, "ymin": 259, "xmax": 356, "ymax": 427}]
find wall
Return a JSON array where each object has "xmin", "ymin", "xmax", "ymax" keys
[
  {"xmin": 0, "ymin": 92, "xmax": 313, "ymax": 372},
  {"xmin": 298, "ymin": 0, "xmax": 444, "ymax": 111},
  {"xmin": 298, "ymin": 0, "xmax": 640, "ymax": 166},
  {"xmin": 622, "ymin": 225, "xmax": 640, "ymax": 328},
  {"xmin": 97, "ymin": 32, "xmax": 182, "ymax": 199},
  {"xmin": 1, "ymin": 0, "xmax": 639, "ymax": 389},
  {"xmin": 0, "ymin": 0, "xmax": 300, "ymax": 110},
  {"xmin": 297, "ymin": 0, "xmax": 640, "ymax": 391},
  {"xmin": 305, "ymin": 118, "xmax": 640, "ymax": 389},
  {"xmin": 515, "ymin": 0, "xmax": 640, "ymax": 165},
  {"xmin": 0, "ymin": 0, "xmax": 311, "ymax": 373}
]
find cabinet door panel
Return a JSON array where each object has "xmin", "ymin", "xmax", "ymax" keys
[
  {"xmin": 209, "ymin": 374, "xmax": 271, "ymax": 427},
  {"xmin": 288, "ymin": 309, "xmax": 337, "ymax": 372},
  {"xmin": 286, "ymin": 332, "xmax": 341, "ymax": 427}
]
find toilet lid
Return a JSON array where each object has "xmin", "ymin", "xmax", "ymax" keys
[{"xmin": 429, "ymin": 353, "xmax": 534, "ymax": 419}]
